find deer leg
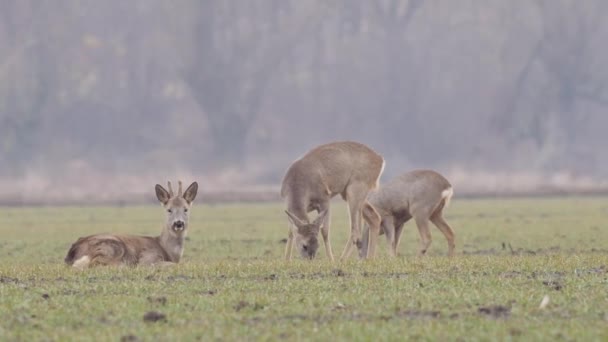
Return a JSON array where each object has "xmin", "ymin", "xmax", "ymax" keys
[
  {"xmin": 415, "ymin": 216, "xmax": 432, "ymax": 256},
  {"xmin": 430, "ymin": 207, "xmax": 456, "ymax": 257},
  {"xmin": 340, "ymin": 185, "xmax": 368, "ymax": 260},
  {"xmin": 318, "ymin": 204, "xmax": 334, "ymax": 262},
  {"xmin": 392, "ymin": 215, "xmax": 411, "ymax": 256},
  {"xmin": 362, "ymin": 201, "xmax": 381, "ymax": 259},
  {"xmin": 340, "ymin": 201, "xmax": 361, "ymax": 260},
  {"xmin": 284, "ymin": 226, "xmax": 295, "ymax": 260},
  {"xmin": 381, "ymin": 216, "xmax": 396, "ymax": 257},
  {"xmin": 393, "ymin": 222, "xmax": 405, "ymax": 256}
]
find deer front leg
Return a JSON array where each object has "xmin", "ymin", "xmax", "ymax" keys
[
  {"xmin": 381, "ymin": 216, "xmax": 396, "ymax": 257},
  {"xmin": 393, "ymin": 222, "xmax": 405, "ymax": 256},
  {"xmin": 284, "ymin": 226, "xmax": 295, "ymax": 260},
  {"xmin": 430, "ymin": 211, "xmax": 456, "ymax": 257},
  {"xmin": 318, "ymin": 205, "xmax": 334, "ymax": 262}
]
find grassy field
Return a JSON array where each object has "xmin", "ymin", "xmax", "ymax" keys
[{"xmin": 1, "ymin": 198, "xmax": 607, "ymax": 341}]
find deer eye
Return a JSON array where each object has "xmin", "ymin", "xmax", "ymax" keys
[
  {"xmin": 184, "ymin": 208, "xmax": 188, "ymax": 213},
  {"xmin": 167, "ymin": 209, "xmax": 172, "ymax": 213},
  {"xmin": 302, "ymin": 245, "xmax": 308, "ymax": 251}
]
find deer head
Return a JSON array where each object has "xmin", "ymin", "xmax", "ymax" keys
[
  {"xmin": 284, "ymin": 210, "xmax": 327, "ymax": 259},
  {"xmin": 155, "ymin": 181, "xmax": 198, "ymax": 237}
]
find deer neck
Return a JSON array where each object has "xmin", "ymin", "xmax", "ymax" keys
[
  {"xmin": 286, "ymin": 192, "xmax": 310, "ymax": 218},
  {"xmin": 158, "ymin": 228, "xmax": 185, "ymax": 263}
]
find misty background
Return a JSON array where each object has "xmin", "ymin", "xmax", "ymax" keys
[{"xmin": 1, "ymin": 0, "xmax": 607, "ymax": 204}]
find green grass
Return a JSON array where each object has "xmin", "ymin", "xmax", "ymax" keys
[{"xmin": 1, "ymin": 198, "xmax": 607, "ymax": 341}]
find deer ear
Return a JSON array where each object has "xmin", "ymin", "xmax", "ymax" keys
[
  {"xmin": 155, "ymin": 184, "xmax": 171, "ymax": 205},
  {"xmin": 183, "ymin": 182, "xmax": 198, "ymax": 204},
  {"xmin": 285, "ymin": 210, "xmax": 306, "ymax": 227}
]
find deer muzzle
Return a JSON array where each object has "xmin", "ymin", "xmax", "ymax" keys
[{"xmin": 172, "ymin": 220, "xmax": 185, "ymax": 232}]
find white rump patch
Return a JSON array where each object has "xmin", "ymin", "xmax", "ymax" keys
[
  {"xmin": 441, "ymin": 187, "xmax": 454, "ymax": 207},
  {"xmin": 72, "ymin": 255, "xmax": 91, "ymax": 269}
]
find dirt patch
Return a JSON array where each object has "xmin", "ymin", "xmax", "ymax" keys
[
  {"xmin": 41, "ymin": 293, "xmax": 50, "ymax": 300},
  {"xmin": 333, "ymin": 303, "xmax": 347, "ymax": 311},
  {"xmin": 362, "ymin": 272, "xmax": 409, "ymax": 279},
  {"xmin": 581, "ymin": 265, "xmax": 607, "ymax": 274},
  {"xmin": 147, "ymin": 296, "xmax": 167, "ymax": 306},
  {"xmin": 279, "ymin": 314, "xmax": 310, "ymax": 321},
  {"xmin": 332, "ymin": 269, "xmax": 346, "ymax": 277},
  {"xmin": 264, "ymin": 274, "xmax": 278, "ymax": 280},
  {"xmin": 478, "ymin": 305, "xmax": 511, "ymax": 318},
  {"xmin": 62, "ymin": 290, "xmax": 79, "ymax": 296},
  {"xmin": 234, "ymin": 301, "xmax": 265, "ymax": 312},
  {"xmin": 466, "ymin": 244, "xmax": 567, "ymax": 256},
  {"xmin": 120, "ymin": 335, "xmax": 140, "ymax": 342},
  {"xmin": 542, "ymin": 280, "xmax": 563, "ymax": 291},
  {"xmin": 509, "ymin": 328, "xmax": 523, "ymax": 337},
  {"xmin": 166, "ymin": 274, "xmax": 192, "ymax": 282},
  {"xmin": 500, "ymin": 271, "xmax": 523, "ymax": 278},
  {"xmin": 288, "ymin": 272, "xmax": 328, "ymax": 280},
  {"xmin": 0, "ymin": 276, "xmax": 20, "ymax": 283},
  {"xmin": 144, "ymin": 274, "xmax": 160, "ymax": 281},
  {"xmin": 463, "ymin": 248, "xmax": 499, "ymax": 255},
  {"xmin": 395, "ymin": 310, "xmax": 441, "ymax": 319},
  {"xmin": 234, "ymin": 301, "xmax": 249, "ymax": 312},
  {"xmin": 590, "ymin": 248, "xmax": 608, "ymax": 253},
  {"xmin": 531, "ymin": 271, "xmax": 564, "ymax": 279},
  {"xmin": 143, "ymin": 311, "xmax": 167, "ymax": 323}
]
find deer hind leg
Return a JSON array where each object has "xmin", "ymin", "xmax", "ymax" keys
[
  {"xmin": 430, "ymin": 204, "xmax": 456, "ymax": 257},
  {"xmin": 339, "ymin": 204, "xmax": 359, "ymax": 260},
  {"xmin": 340, "ymin": 185, "xmax": 368, "ymax": 260},
  {"xmin": 361, "ymin": 201, "xmax": 381, "ymax": 259},
  {"xmin": 90, "ymin": 240, "xmax": 127, "ymax": 266},
  {"xmin": 414, "ymin": 215, "xmax": 433, "ymax": 256}
]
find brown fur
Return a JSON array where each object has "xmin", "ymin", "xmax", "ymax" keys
[
  {"xmin": 359, "ymin": 170, "xmax": 456, "ymax": 257},
  {"xmin": 64, "ymin": 235, "xmax": 169, "ymax": 266},
  {"xmin": 64, "ymin": 181, "xmax": 198, "ymax": 268},
  {"xmin": 281, "ymin": 141, "xmax": 385, "ymax": 260}
]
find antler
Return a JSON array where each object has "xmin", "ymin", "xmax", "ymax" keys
[
  {"xmin": 167, "ymin": 181, "xmax": 175, "ymax": 197},
  {"xmin": 178, "ymin": 180, "xmax": 183, "ymax": 197}
]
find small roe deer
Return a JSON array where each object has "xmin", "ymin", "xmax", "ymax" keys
[
  {"xmin": 358, "ymin": 170, "xmax": 456, "ymax": 258},
  {"xmin": 64, "ymin": 181, "xmax": 198, "ymax": 268},
  {"xmin": 281, "ymin": 141, "xmax": 385, "ymax": 260}
]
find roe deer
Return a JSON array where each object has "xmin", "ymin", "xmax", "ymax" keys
[
  {"xmin": 358, "ymin": 170, "xmax": 455, "ymax": 258},
  {"xmin": 281, "ymin": 141, "xmax": 385, "ymax": 260},
  {"xmin": 64, "ymin": 181, "xmax": 198, "ymax": 268}
]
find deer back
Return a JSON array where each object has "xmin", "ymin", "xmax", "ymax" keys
[
  {"xmin": 64, "ymin": 234, "xmax": 167, "ymax": 266},
  {"xmin": 369, "ymin": 170, "xmax": 452, "ymax": 217},
  {"xmin": 281, "ymin": 141, "xmax": 385, "ymax": 202}
]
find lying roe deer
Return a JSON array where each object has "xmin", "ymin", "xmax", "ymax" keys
[
  {"xmin": 358, "ymin": 170, "xmax": 455, "ymax": 258},
  {"xmin": 281, "ymin": 141, "xmax": 385, "ymax": 260},
  {"xmin": 64, "ymin": 181, "xmax": 198, "ymax": 268}
]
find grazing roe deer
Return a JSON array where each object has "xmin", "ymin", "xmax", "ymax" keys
[
  {"xmin": 281, "ymin": 141, "xmax": 385, "ymax": 260},
  {"xmin": 358, "ymin": 170, "xmax": 455, "ymax": 258},
  {"xmin": 64, "ymin": 181, "xmax": 198, "ymax": 268}
]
